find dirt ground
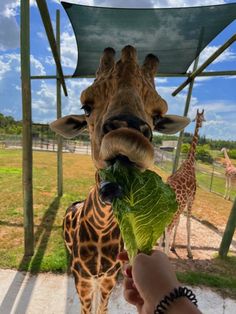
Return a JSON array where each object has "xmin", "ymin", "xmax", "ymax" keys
[{"xmin": 163, "ymin": 214, "xmax": 236, "ymax": 299}]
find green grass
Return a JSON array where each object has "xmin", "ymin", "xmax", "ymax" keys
[
  {"xmin": 0, "ymin": 149, "xmax": 95, "ymax": 273},
  {"xmin": 177, "ymin": 255, "xmax": 236, "ymax": 298},
  {"xmin": 177, "ymin": 271, "xmax": 236, "ymax": 297},
  {"xmin": 0, "ymin": 148, "xmax": 235, "ymax": 297},
  {"xmin": 158, "ymin": 156, "xmax": 236, "ymax": 200}
]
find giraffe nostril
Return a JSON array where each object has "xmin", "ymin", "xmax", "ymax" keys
[
  {"xmin": 103, "ymin": 120, "xmax": 128, "ymax": 134},
  {"xmin": 103, "ymin": 115, "xmax": 152, "ymax": 141}
]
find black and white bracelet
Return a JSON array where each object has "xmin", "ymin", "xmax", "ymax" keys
[{"xmin": 154, "ymin": 286, "xmax": 198, "ymax": 314}]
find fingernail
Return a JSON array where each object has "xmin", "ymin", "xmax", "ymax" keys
[{"xmin": 125, "ymin": 267, "xmax": 132, "ymax": 278}]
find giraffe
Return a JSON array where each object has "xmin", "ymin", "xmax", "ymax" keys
[
  {"xmin": 165, "ymin": 109, "xmax": 205, "ymax": 259},
  {"xmin": 50, "ymin": 45, "xmax": 189, "ymax": 314},
  {"xmin": 221, "ymin": 147, "xmax": 236, "ymax": 200}
]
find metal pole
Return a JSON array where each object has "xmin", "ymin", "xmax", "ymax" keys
[
  {"xmin": 56, "ymin": 10, "xmax": 63, "ymax": 197},
  {"xmin": 20, "ymin": 0, "xmax": 34, "ymax": 256},
  {"xmin": 172, "ymin": 29, "xmax": 204, "ymax": 174},
  {"xmin": 172, "ymin": 34, "xmax": 236, "ymax": 96},
  {"xmin": 30, "ymin": 70, "xmax": 236, "ymax": 80},
  {"xmin": 209, "ymin": 163, "xmax": 215, "ymax": 192},
  {"xmin": 171, "ymin": 69, "xmax": 197, "ymax": 173},
  {"xmin": 219, "ymin": 198, "xmax": 236, "ymax": 257},
  {"xmin": 35, "ymin": 0, "xmax": 68, "ymax": 96}
]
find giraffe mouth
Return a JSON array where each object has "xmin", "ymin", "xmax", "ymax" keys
[{"xmin": 99, "ymin": 127, "xmax": 154, "ymax": 170}]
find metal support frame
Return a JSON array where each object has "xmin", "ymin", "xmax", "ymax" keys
[
  {"xmin": 172, "ymin": 34, "xmax": 236, "ymax": 96},
  {"xmin": 172, "ymin": 29, "xmax": 203, "ymax": 173},
  {"xmin": 35, "ymin": 0, "xmax": 68, "ymax": 96},
  {"xmin": 56, "ymin": 10, "xmax": 63, "ymax": 197},
  {"xmin": 30, "ymin": 70, "xmax": 236, "ymax": 80},
  {"xmin": 20, "ymin": 1, "xmax": 236, "ymax": 256},
  {"xmin": 21, "ymin": 0, "xmax": 34, "ymax": 256},
  {"xmin": 20, "ymin": 0, "xmax": 67, "ymax": 255}
]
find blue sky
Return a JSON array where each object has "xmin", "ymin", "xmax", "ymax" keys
[{"xmin": 0, "ymin": 0, "xmax": 236, "ymax": 140}]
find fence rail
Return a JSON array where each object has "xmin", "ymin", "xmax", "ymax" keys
[
  {"xmin": 1, "ymin": 136, "xmax": 92, "ymax": 155},
  {"xmin": 1, "ymin": 135, "xmax": 235, "ymax": 200},
  {"xmin": 154, "ymin": 147, "xmax": 236, "ymax": 200}
]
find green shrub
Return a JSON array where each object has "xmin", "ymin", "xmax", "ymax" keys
[
  {"xmin": 181, "ymin": 143, "xmax": 190, "ymax": 154},
  {"xmin": 228, "ymin": 149, "xmax": 236, "ymax": 159},
  {"xmin": 196, "ymin": 146, "xmax": 213, "ymax": 164}
]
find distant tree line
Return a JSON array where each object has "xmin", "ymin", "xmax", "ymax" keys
[
  {"xmin": 153, "ymin": 132, "xmax": 236, "ymax": 150},
  {"xmin": 1, "ymin": 113, "xmax": 236, "ymax": 158},
  {"xmin": 0, "ymin": 113, "xmax": 89, "ymax": 141}
]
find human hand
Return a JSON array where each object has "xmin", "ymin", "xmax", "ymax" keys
[{"xmin": 118, "ymin": 250, "xmax": 180, "ymax": 314}]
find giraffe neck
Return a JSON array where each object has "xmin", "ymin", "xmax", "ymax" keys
[
  {"xmin": 223, "ymin": 149, "xmax": 232, "ymax": 166},
  {"xmin": 187, "ymin": 121, "xmax": 200, "ymax": 165},
  {"xmin": 82, "ymin": 185, "xmax": 115, "ymax": 232}
]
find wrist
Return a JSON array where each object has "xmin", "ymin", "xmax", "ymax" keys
[{"xmin": 154, "ymin": 286, "xmax": 198, "ymax": 314}]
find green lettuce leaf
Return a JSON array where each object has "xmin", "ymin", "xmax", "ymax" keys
[{"xmin": 99, "ymin": 161, "xmax": 178, "ymax": 263}]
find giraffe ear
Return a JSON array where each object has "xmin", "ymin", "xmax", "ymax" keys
[
  {"xmin": 154, "ymin": 115, "xmax": 190, "ymax": 134},
  {"xmin": 50, "ymin": 115, "xmax": 87, "ymax": 138}
]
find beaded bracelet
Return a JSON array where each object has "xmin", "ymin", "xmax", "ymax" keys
[{"xmin": 154, "ymin": 286, "xmax": 198, "ymax": 314}]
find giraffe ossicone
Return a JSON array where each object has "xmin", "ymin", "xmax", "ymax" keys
[{"xmin": 50, "ymin": 45, "xmax": 190, "ymax": 314}]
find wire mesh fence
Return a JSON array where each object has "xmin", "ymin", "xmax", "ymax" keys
[
  {"xmin": 0, "ymin": 135, "xmax": 92, "ymax": 155},
  {"xmin": 1, "ymin": 135, "xmax": 236, "ymax": 200},
  {"xmin": 154, "ymin": 147, "xmax": 236, "ymax": 200}
]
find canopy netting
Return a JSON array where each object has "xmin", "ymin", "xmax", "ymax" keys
[{"xmin": 62, "ymin": 2, "xmax": 236, "ymax": 77}]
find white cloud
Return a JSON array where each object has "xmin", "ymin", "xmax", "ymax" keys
[
  {"xmin": 30, "ymin": 55, "xmax": 46, "ymax": 75},
  {"xmin": 0, "ymin": 0, "xmax": 37, "ymax": 50},
  {"xmin": 60, "ymin": 30, "xmax": 77, "ymax": 70},
  {"xmin": 155, "ymin": 78, "xmax": 168, "ymax": 84},
  {"xmin": 190, "ymin": 102, "xmax": 236, "ymax": 115},
  {"xmin": 187, "ymin": 46, "xmax": 236, "ymax": 73},
  {"xmin": 0, "ymin": 53, "xmax": 20, "ymax": 79},
  {"xmin": 0, "ymin": 59, "xmax": 11, "ymax": 80}
]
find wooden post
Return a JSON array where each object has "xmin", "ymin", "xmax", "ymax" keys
[
  {"xmin": 56, "ymin": 10, "xmax": 63, "ymax": 197},
  {"xmin": 20, "ymin": 0, "xmax": 34, "ymax": 256},
  {"xmin": 219, "ymin": 198, "xmax": 236, "ymax": 257}
]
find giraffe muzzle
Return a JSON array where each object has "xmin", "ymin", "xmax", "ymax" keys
[{"xmin": 99, "ymin": 127, "xmax": 154, "ymax": 170}]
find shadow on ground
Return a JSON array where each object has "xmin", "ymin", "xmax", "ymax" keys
[{"xmin": 0, "ymin": 196, "xmax": 64, "ymax": 314}]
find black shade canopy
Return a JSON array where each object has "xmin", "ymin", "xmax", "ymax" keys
[{"xmin": 62, "ymin": 2, "xmax": 236, "ymax": 77}]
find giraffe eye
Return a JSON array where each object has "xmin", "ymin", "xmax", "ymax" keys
[
  {"xmin": 153, "ymin": 115, "xmax": 161, "ymax": 127},
  {"xmin": 81, "ymin": 104, "xmax": 92, "ymax": 117}
]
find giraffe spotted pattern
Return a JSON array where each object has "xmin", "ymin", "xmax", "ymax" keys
[{"xmin": 50, "ymin": 45, "xmax": 190, "ymax": 314}]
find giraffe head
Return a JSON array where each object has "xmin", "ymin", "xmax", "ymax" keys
[
  {"xmin": 51, "ymin": 46, "xmax": 190, "ymax": 170},
  {"xmin": 193, "ymin": 109, "xmax": 206, "ymax": 128},
  {"xmin": 220, "ymin": 147, "xmax": 228, "ymax": 153}
]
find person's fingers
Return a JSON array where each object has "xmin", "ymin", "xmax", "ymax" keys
[
  {"xmin": 123, "ymin": 288, "xmax": 144, "ymax": 306},
  {"xmin": 117, "ymin": 251, "xmax": 129, "ymax": 261},
  {"xmin": 123, "ymin": 265, "xmax": 132, "ymax": 278}
]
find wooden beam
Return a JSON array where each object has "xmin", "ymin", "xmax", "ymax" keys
[
  {"xmin": 35, "ymin": 0, "xmax": 68, "ymax": 96},
  {"xmin": 21, "ymin": 0, "xmax": 34, "ymax": 256}
]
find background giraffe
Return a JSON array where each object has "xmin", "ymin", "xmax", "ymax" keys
[
  {"xmin": 221, "ymin": 147, "xmax": 236, "ymax": 200},
  {"xmin": 51, "ymin": 45, "xmax": 189, "ymax": 314},
  {"xmin": 166, "ymin": 109, "xmax": 205, "ymax": 259}
]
